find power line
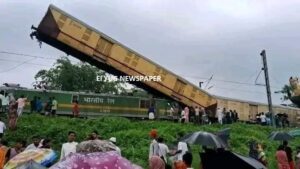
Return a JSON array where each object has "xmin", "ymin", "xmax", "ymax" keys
[
  {"xmin": 0, "ymin": 50, "xmax": 79, "ymax": 65},
  {"xmin": 0, "ymin": 57, "xmax": 37, "ymax": 74},
  {"xmin": 0, "ymin": 58, "xmax": 49, "ymax": 66},
  {"xmin": 0, "ymin": 51, "xmax": 57, "ymax": 60},
  {"xmin": 184, "ymin": 75, "xmax": 282, "ymax": 89}
]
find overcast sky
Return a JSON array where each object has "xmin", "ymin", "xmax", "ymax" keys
[{"xmin": 1, "ymin": 0, "xmax": 300, "ymax": 105}]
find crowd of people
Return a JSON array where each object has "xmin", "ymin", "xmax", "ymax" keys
[
  {"xmin": 148, "ymin": 129, "xmax": 192, "ymax": 169},
  {"xmin": 250, "ymin": 140, "xmax": 300, "ymax": 169},
  {"xmin": 0, "ymin": 130, "xmax": 121, "ymax": 168},
  {"xmin": 148, "ymin": 105, "xmax": 240, "ymax": 126}
]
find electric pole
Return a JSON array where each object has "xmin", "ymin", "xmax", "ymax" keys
[{"xmin": 260, "ymin": 50, "xmax": 275, "ymax": 127}]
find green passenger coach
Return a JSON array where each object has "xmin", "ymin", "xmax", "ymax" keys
[{"xmin": 2, "ymin": 88, "xmax": 171, "ymax": 118}]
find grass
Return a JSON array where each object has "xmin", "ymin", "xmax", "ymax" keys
[{"xmin": 2, "ymin": 114, "xmax": 299, "ymax": 168}]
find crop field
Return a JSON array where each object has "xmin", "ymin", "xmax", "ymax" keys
[{"xmin": 3, "ymin": 114, "xmax": 299, "ymax": 168}]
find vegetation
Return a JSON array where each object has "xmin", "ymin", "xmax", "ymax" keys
[
  {"xmin": 3, "ymin": 114, "xmax": 300, "ymax": 168},
  {"xmin": 34, "ymin": 57, "xmax": 125, "ymax": 94}
]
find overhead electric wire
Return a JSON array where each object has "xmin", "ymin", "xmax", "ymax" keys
[
  {"xmin": 0, "ymin": 58, "xmax": 49, "ymax": 66},
  {"xmin": 0, "ymin": 57, "xmax": 37, "ymax": 74},
  {"xmin": 0, "ymin": 50, "xmax": 57, "ymax": 60}
]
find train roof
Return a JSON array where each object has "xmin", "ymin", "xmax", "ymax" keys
[
  {"xmin": 4, "ymin": 87, "xmax": 169, "ymax": 101},
  {"xmin": 47, "ymin": 4, "xmax": 214, "ymax": 98},
  {"xmin": 215, "ymin": 95, "xmax": 300, "ymax": 110}
]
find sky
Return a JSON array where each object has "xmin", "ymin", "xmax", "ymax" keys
[{"xmin": 0, "ymin": 0, "xmax": 300, "ymax": 105}]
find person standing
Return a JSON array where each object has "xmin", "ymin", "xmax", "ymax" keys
[
  {"xmin": 216, "ymin": 108, "xmax": 223, "ymax": 125},
  {"xmin": 51, "ymin": 97, "xmax": 58, "ymax": 117},
  {"xmin": 36, "ymin": 97, "xmax": 43, "ymax": 114},
  {"xmin": 195, "ymin": 106, "xmax": 200, "ymax": 124},
  {"xmin": 180, "ymin": 109, "xmax": 185, "ymax": 123},
  {"xmin": 60, "ymin": 131, "xmax": 78, "ymax": 160},
  {"xmin": 0, "ymin": 118, "xmax": 6, "ymax": 138},
  {"xmin": 0, "ymin": 93, "xmax": 9, "ymax": 113},
  {"xmin": 45, "ymin": 97, "xmax": 52, "ymax": 116},
  {"xmin": 260, "ymin": 113, "xmax": 267, "ymax": 126},
  {"xmin": 16, "ymin": 95, "xmax": 27, "ymax": 117},
  {"xmin": 276, "ymin": 145, "xmax": 290, "ymax": 169},
  {"xmin": 149, "ymin": 129, "xmax": 159, "ymax": 159},
  {"xmin": 72, "ymin": 100, "xmax": 80, "ymax": 118},
  {"xmin": 176, "ymin": 132, "xmax": 189, "ymax": 161},
  {"xmin": 8, "ymin": 97, "xmax": 18, "ymax": 130},
  {"xmin": 148, "ymin": 104, "xmax": 155, "ymax": 120},
  {"xmin": 30, "ymin": 96, "xmax": 37, "ymax": 113},
  {"xmin": 184, "ymin": 107, "xmax": 189, "ymax": 123},
  {"xmin": 157, "ymin": 137, "xmax": 170, "ymax": 164},
  {"xmin": 284, "ymin": 140, "xmax": 295, "ymax": 169}
]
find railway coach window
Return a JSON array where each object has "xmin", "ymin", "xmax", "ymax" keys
[
  {"xmin": 140, "ymin": 99, "xmax": 151, "ymax": 108},
  {"xmin": 72, "ymin": 95, "xmax": 79, "ymax": 103}
]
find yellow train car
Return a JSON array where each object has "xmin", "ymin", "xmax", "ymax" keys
[
  {"xmin": 216, "ymin": 96, "xmax": 300, "ymax": 125},
  {"xmin": 31, "ymin": 5, "xmax": 217, "ymax": 110}
]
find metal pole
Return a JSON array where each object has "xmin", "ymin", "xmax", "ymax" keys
[{"xmin": 260, "ymin": 50, "xmax": 275, "ymax": 127}]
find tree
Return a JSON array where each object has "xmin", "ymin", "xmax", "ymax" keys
[
  {"xmin": 34, "ymin": 57, "xmax": 125, "ymax": 94},
  {"xmin": 276, "ymin": 84, "xmax": 292, "ymax": 101}
]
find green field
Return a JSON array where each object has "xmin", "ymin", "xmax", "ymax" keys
[{"xmin": 2, "ymin": 114, "xmax": 299, "ymax": 168}]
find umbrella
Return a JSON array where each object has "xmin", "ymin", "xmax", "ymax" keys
[
  {"xmin": 289, "ymin": 129, "xmax": 300, "ymax": 137},
  {"xmin": 14, "ymin": 160, "xmax": 47, "ymax": 169},
  {"xmin": 4, "ymin": 149, "xmax": 56, "ymax": 169},
  {"xmin": 268, "ymin": 131, "xmax": 293, "ymax": 141},
  {"xmin": 216, "ymin": 128, "xmax": 231, "ymax": 146},
  {"xmin": 76, "ymin": 140, "xmax": 117, "ymax": 153},
  {"xmin": 200, "ymin": 150, "xmax": 267, "ymax": 169},
  {"xmin": 180, "ymin": 131, "xmax": 227, "ymax": 148},
  {"xmin": 50, "ymin": 151, "xmax": 142, "ymax": 169}
]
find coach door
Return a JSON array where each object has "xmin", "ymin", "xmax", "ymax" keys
[{"xmin": 249, "ymin": 105, "xmax": 258, "ymax": 121}]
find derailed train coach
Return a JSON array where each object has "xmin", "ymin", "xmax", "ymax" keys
[
  {"xmin": 1, "ymin": 88, "xmax": 171, "ymax": 118},
  {"xmin": 30, "ymin": 4, "xmax": 217, "ymax": 113},
  {"xmin": 216, "ymin": 96, "xmax": 300, "ymax": 126}
]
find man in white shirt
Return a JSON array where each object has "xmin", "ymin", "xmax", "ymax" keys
[
  {"xmin": 157, "ymin": 137, "xmax": 170, "ymax": 163},
  {"xmin": 109, "ymin": 137, "xmax": 121, "ymax": 156},
  {"xmin": 0, "ymin": 118, "xmax": 6, "ymax": 138},
  {"xmin": 260, "ymin": 112, "xmax": 267, "ymax": 126},
  {"xmin": 216, "ymin": 108, "xmax": 224, "ymax": 125},
  {"xmin": 25, "ymin": 136, "xmax": 40, "ymax": 150},
  {"xmin": 16, "ymin": 95, "xmax": 27, "ymax": 117},
  {"xmin": 176, "ymin": 132, "xmax": 189, "ymax": 161},
  {"xmin": 0, "ymin": 93, "xmax": 9, "ymax": 113},
  {"xmin": 60, "ymin": 131, "xmax": 78, "ymax": 160}
]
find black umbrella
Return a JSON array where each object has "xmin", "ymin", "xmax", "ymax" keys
[
  {"xmin": 200, "ymin": 150, "xmax": 267, "ymax": 169},
  {"xmin": 180, "ymin": 131, "xmax": 227, "ymax": 148},
  {"xmin": 269, "ymin": 131, "xmax": 293, "ymax": 141},
  {"xmin": 216, "ymin": 128, "xmax": 231, "ymax": 146}
]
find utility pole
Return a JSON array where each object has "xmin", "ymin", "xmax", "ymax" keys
[{"xmin": 260, "ymin": 50, "xmax": 275, "ymax": 127}]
